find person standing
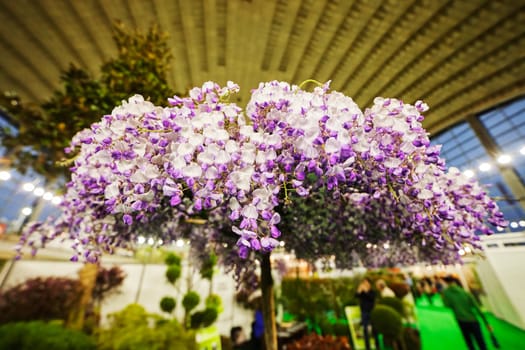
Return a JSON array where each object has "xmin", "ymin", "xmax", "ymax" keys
[
  {"xmin": 375, "ymin": 279, "xmax": 396, "ymax": 298},
  {"xmin": 356, "ymin": 277, "xmax": 377, "ymax": 350},
  {"xmin": 230, "ymin": 326, "xmax": 254, "ymax": 350},
  {"xmin": 441, "ymin": 276, "xmax": 491, "ymax": 350}
]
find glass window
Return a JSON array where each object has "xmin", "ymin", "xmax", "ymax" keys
[
  {"xmin": 0, "ymin": 115, "xmax": 61, "ymax": 230},
  {"xmin": 431, "ymin": 120, "xmax": 525, "ymax": 233},
  {"xmin": 480, "ymin": 97, "xmax": 525, "ymax": 188}
]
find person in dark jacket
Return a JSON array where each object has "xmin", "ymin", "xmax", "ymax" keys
[
  {"xmin": 356, "ymin": 277, "xmax": 377, "ymax": 350},
  {"xmin": 441, "ymin": 276, "xmax": 491, "ymax": 350}
]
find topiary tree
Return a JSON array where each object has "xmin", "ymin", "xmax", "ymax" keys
[
  {"xmin": 165, "ymin": 264, "xmax": 182, "ymax": 285},
  {"xmin": 160, "ymin": 297, "xmax": 176, "ymax": 315},
  {"xmin": 159, "ymin": 249, "xmax": 222, "ymax": 330},
  {"xmin": 189, "ymin": 307, "xmax": 218, "ymax": 329},
  {"xmin": 205, "ymin": 294, "xmax": 223, "ymax": 314},
  {"xmin": 376, "ymin": 297, "xmax": 405, "ymax": 318},
  {"xmin": 182, "ymin": 291, "xmax": 200, "ymax": 327},
  {"xmin": 199, "ymin": 252, "xmax": 217, "ymax": 281},
  {"xmin": 165, "ymin": 252, "xmax": 182, "ymax": 266},
  {"xmin": 370, "ymin": 305, "xmax": 403, "ymax": 350}
]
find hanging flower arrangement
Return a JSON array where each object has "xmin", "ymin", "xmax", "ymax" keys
[{"xmin": 16, "ymin": 80, "xmax": 506, "ymax": 265}]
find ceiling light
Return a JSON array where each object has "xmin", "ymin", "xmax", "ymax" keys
[
  {"xmin": 137, "ymin": 236, "xmax": 146, "ymax": 244},
  {"xmin": 383, "ymin": 243, "xmax": 390, "ymax": 249},
  {"xmin": 21, "ymin": 207, "xmax": 32, "ymax": 216},
  {"xmin": 463, "ymin": 169, "xmax": 475, "ymax": 178},
  {"xmin": 519, "ymin": 220, "xmax": 525, "ymax": 227},
  {"xmin": 176, "ymin": 239, "xmax": 184, "ymax": 247},
  {"xmin": 496, "ymin": 226, "xmax": 504, "ymax": 232},
  {"xmin": 51, "ymin": 196, "xmax": 62, "ymax": 205},
  {"xmin": 497, "ymin": 154, "xmax": 512, "ymax": 164},
  {"xmin": 366, "ymin": 243, "xmax": 372, "ymax": 249},
  {"xmin": 279, "ymin": 241, "xmax": 285, "ymax": 247},
  {"xmin": 43, "ymin": 192, "xmax": 54, "ymax": 201},
  {"xmin": 478, "ymin": 163, "xmax": 491, "ymax": 172},
  {"xmin": 520, "ymin": 146, "xmax": 525, "ymax": 155},
  {"xmin": 0, "ymin": 171, "xmax": 11, "ymax": 181},
  {"xmin": 23, "ymin": 183, "xmax": 35, "ymax": 192},
  {"xmin": 510, "ymin": 222, "xmax": 518, "ymax": 229},
  {"xmin": 464, "ymin": 246, "xmax": 472, "ymax": 253},
  {"xmin": 458, "ymin": 249, "xmax": 465, "ymax": 256},
  {"xmin": 33, "ymin": 187, "xmax": 45, "ymax": 196},
  {"xmin": 147, "ymin": 237, "xmax": 155, "ymax": 245}
]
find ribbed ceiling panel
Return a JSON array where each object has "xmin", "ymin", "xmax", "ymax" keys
[{"xmin": 0, "ymin": 0, "xmax": 524, "ymax": 134}]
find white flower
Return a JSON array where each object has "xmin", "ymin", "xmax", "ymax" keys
[
  {"xmin": 242, "ymin": 204, "xmax": 258, "ymax": 219},
  {"xmin": 241, "ymin": 144, "xmax": 256, "ymax": 164},
  {"xmin": 384, "ymin": 158, "xmax": 402, "ymax": 168},
  {"xmin": 203, "ymin": 126, "xmax": 229, "ymax": 141},
  {"xmin": 325, "ymin": 137, "xmax": 341, "ymax": 154},
  {"xmin": 176, "ymin": 143, "xmax": 194, "ymax": 156},
  {"xmin": 417, "ymin": 188, "xmax": 434, "ymax": 200},
  {"xmin": 205, "ymin": 166, "xmax": 219, "ymax": 179},
  {"xmin": 182, "ymin": 163, "xmax": 203, "ymax": 177},
  {"xmin": 104, "ymin": 182, "xmax": 120, "ymax": 199},
  {"xmin": 225, "ymin": 140, "xmax": 239, "ymax": 154},
  {"xmin": 215, "ymin": 150, "xmax": 231, "ymax": 164},
  {"xmin": 230, "ymin": 166, "xmax": 254, "ymax": 191}
]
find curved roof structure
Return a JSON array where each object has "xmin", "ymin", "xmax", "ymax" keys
[{"xmin": 0, "ymin": 0, "xmax": 524, "ymax": 134}]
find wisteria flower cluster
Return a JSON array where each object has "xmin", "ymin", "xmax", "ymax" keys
[{"xmin": 16, "ymin": 80, "xmax": 506, "ymax": 266}]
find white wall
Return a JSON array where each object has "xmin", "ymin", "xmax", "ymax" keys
[
  {"xmin": 0, "ymin": 259, "xmax": 253, "ymax": 336},
  {"xmin": 477, "ymin": 232, "xmax": 525, "ymax": 330}
]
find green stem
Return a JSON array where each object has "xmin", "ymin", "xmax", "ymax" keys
[
  {"xmin": 388, "ymin": 182, "xmax": 399, "ymax": 202},
  {"xmin": 283, "ymin": 181, "xmax": 292, "ymax": 205},
  {"xmin": 137, "ymin": 127, "xmax": 171, "ymax": 133},
  {"xmin": 56, "ymin": 154, "xmax": 79, "ymax": 167},
  {"xmin": 298, "ymin": 79, "xmax": 324, "ymax": 90}
]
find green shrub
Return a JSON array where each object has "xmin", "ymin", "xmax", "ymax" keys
[
  {"xmin": 160, "ymin": 297, "xmax": 176, "ymax": 314},
  {"xmin": 199, "ymin": 253, "xmax": 217, "ymax": 280},
  {"xmin": 201, "ymin": 308, "xmax": 218, "ymax": 328},
  {"xmin": 97, "ymin": 304, "xmax": 196, "ymax": 350},
  {"xmin": 205, "ymin": 294, "xmax": 222, "ymax": 313},
  {"xmin": 165, "ymin": 265, "xmax": 182, "ymax": 284},
  {"xmin": 182, "ymin": 291, "xmax": 200, "ymax": 313},
  {"xmin": 280, "ymin": 277, "xmax": 358, "ymax": 321},
  {"xmin": 164, "ymin": 253, "xmax": 181, "ymax": 266},
  {"xmin": 370, "ymin": 305, "xmax": 403, "ymax": 346},
  {"xmin": 0, "ymin": 321, "xmax": 96, "ymax": 350},
  {"xmin": 189, "ymin": 308, "xmax": 218, "ymax": 329},
  {"xmin": 377, "ymin": 296, "xmax": 405, "ymax": 317}
]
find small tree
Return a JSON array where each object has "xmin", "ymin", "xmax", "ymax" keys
[
  {"xmin": 0, "ymin": 22, "xmax": 174, "ymax": 180},
  {"xmin": 159, "ymin": 251, "xmax": 221, "ymax": 330}
]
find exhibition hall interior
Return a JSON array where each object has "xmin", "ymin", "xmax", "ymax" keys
[{"xmin": 0, "ymin": 1, "xmax": 524, "ymax": 349}]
